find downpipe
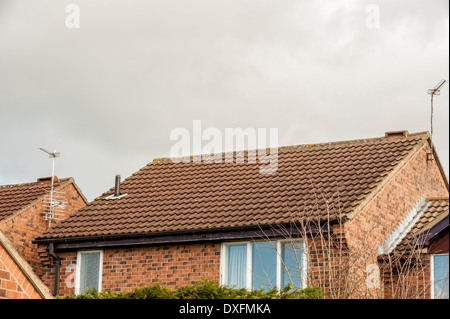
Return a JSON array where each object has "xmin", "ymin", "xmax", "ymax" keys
[{"xmin": 48, "ymin": 243, "xmax": 61, "ymax": 296}]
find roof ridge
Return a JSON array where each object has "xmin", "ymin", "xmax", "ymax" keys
[
  {"xmin": 149, "ymin": 131, "xmax": 429, "ymax": 165},
  {"xmin": 426, "ymin": 197, "xmax": 449, "ymax": 202},
  {"xmin": 408, "ymin": 131, "xmax": 430, "ymax": 137},
  {"xmin": 0, "ymin": 177, "xmax": 72, "ymax": 189}
]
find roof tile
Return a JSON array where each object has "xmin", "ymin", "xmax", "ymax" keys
[
  {"xmin": 0, "ymin": 178, "xmax": 72, "ymax": 223},
  {"xmin": 393, "ymin": 198, "xmax": 449, "ymax": 254},
  {"xmin": 39, "ymin": 133, "xmax": 428, "ymax": 240}
]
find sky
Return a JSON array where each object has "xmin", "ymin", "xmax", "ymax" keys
[{"xmin": 0, "ymin": 0, "xmax": 448, "ymax": 202}]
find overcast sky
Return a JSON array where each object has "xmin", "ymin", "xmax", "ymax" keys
[{"xmin": 0, "ymin": 0, "xmax": 448, "ymax": 201}]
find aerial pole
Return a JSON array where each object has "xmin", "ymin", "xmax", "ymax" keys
[
  {"xmin": 427, "ymin": 80, "xmax": 447, "ymax": 158},
  {"xmin": 39, "ymin": 148, "xmax": 60, "ymax": 227}
]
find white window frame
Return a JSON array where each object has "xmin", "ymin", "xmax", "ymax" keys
[
  {"xmin": 220, "ymin": 239, "xmax": 307, "ymax": 290},
  {"xmin": 220, "ymin": 241, "xmax": 252, "ymax": 289},
  {"xmin": 75, "ymin": 250, "xmax": 104, "ymax": 295},
  {"xmin": 430, "ymin": 253, "xmax": 449, "ymax": 299}
]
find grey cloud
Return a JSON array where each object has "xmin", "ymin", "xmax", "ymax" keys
[{"xmin": 0, "ymin": 0, "xmax": 448, "ymax": 200}]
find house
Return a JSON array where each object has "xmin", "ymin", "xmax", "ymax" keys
[
  {"xmin": 34, "ymin": 130, "xmax": 449, "ymax": 298},
  {"xmin": 378, "ymin": 197, "xmax": 449, "ymax": 299},
  {"xmin": 0, "ymin": 230, "xmax": 53, "ymax": 299},
  {"xmin": 0, "ymin": 177, "xmax": 88, "ymax": 298}
]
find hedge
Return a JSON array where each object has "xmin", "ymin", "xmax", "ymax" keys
[{"xmin": 59, "ymin": 279, "xmax": 326, "ymax": 299}]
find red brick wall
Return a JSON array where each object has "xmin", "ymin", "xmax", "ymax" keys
[
  {"xmin": 40, "ymin": 251, "xmax": 77, "ymax": 296},
  {"xmin": 0, "ymin": 200, "xmax": 46, "ymax": 275},
  {"xmin": 344, "ymin": 142, "xmax": 448, "ymax": 298},
  {"xmin": 305, "ymin": 232, "xmax": 351, "ymax": 298},
  {"xmin": 0, "ymin": 243, "xmax": 43, "ymax": 299},
  {"xmin": 102, "ymin": 244, "xmax": 221, "ymax": 292},
  {"xmin": 43, "ymin": 236, "xmax": 349, "ymax": 298},
  {"xmin": 40, "ymin": 243, "xmax": 221, "ymax": 296},
  {"xmin": 380, "ymin": 255, "xmax": 431, "ymax": 299},
  {"xmin": 0, "ymin": 182, "xmax": 87, "ymax": 277}
]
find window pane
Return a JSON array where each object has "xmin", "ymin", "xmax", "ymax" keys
[
  {"xmin": 79, "ymin": 252, "xmax": 101, "ymax": 294},
  {"xmin": 252, "ymin": 241, "xmax": 277, "ymax": 290},
  {"xmin": 280, "ymin": 242, "xmax": 304, "ymax": 289},
  {"xmin": 434, "ymin": 255, "xmax": 449, "ymax": 299},
  {"xmin": 226, "ymin": 244, "xmax": 247, "ymax": 289}
]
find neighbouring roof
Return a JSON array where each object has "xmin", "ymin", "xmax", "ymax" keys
[
  {"xmin": 36, "ymin": 131, "xmax": 435, "ymax": 242},
  {"xmin": 0, "ymin": 178, "xmax": 74, "ymax": 223},
  {"xmin": 0, "ymin": 230, "xmax": 54, "ymax": 299},
  {"xmin": 387, "ymin": 198, "xmax": 449, "ymax": 255}
]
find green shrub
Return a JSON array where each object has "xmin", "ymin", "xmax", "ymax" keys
[{"xmin": 58, "ymin": 280, "xmax": 326, "ymax": 299}]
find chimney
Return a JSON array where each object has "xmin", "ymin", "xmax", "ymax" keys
[
  {"xmin": 385, "ymin": 130, "xmax": 409, "ymax": 138},
  {"xmin": 114, "ymin": 174, "xmax": 121, "ymax": 197},
  {"xmin": 37, "ymin": 176, "xmax": 58, "ymax": 183}
]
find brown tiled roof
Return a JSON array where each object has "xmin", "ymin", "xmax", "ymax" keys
[
  {"xmin": 0, "ymin": 178, "xmax": 72, "ymax": 223},
  {"xmin": 393, "ymin": 198, "xmax": 449, "ymax": 254},
  {"xmin": 38, "ymin": 132, "xmax": 429, "ymax": 241}
]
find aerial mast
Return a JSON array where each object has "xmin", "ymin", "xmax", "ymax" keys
[
  {"xmin": 427, "ymin": 79, "xmax": 447, "ymax": 158},
  {"xmin": 39, "ymin": 147, "xmax": 60, "ymax": 227}
]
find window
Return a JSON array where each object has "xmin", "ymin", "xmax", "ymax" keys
[
  {"xmin": 280, "ymin": 241, "xmax": 304, "ymax": 290},
  {"xmin": 226, "ymin": 244, "xmax": 247, "ymax": 289},
  {"xmin": 221, "ymin": 240, "xmax": 306, "ymax": 291},
  {"xmin": 431, "ymin": 254, "xmax": 449, "ymax": 299},
  {"xmin": 75, "ymin": 250, "xmax": 103, "ymax": 295},
  {"xmin": 252, "ymin": 241, "xmax": 277, "ymax": 290}
]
